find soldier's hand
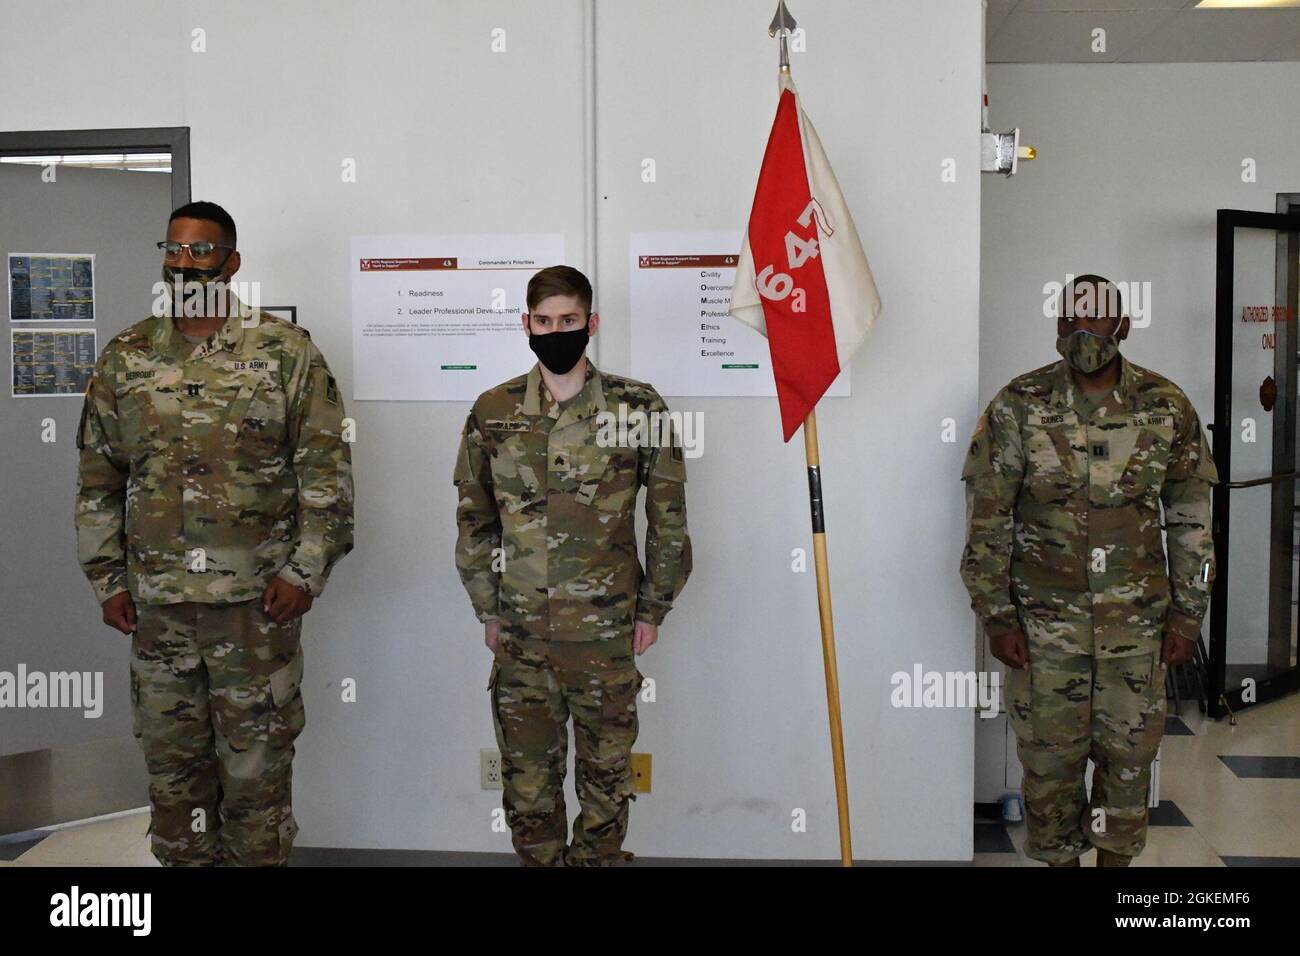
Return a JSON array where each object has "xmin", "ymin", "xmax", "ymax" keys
[
  {"xmin": 989, "ymin": 628, "xmax": 1029, "ymax": 670},
  {"xmin": 1160, "ymin": 631, "xmax": 1195, "ymax": 669},
  {"xmin": 484, "ymin": 620, "xmax": 502, "ymax": 656},
  {"xmin": 263, "ymin": 577, "xmax": 313, "ymax": 624},
  {"xmin": 101, "ymin": 591, "xmax": 137, "ymax": 634},
  {"xmin": 633, "ymin": 620, "xmax": 658, "ymax": 655}
]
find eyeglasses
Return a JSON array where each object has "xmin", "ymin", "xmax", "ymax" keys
[{"xmin": 157, "ymin": 240, "xmax": 233, "ymax": 262}]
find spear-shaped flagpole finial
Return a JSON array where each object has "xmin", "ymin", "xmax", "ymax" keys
[{"xmin": 769, "ymin": 0, "xmax": 797, "ymax": 72}]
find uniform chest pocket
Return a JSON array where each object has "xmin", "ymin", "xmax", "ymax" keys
[
  {"xmin": 116, "ymin": 384, "xmax": 178, "ymax": 452},
  {"xmin": 226, "ymin": 373, "xmax": 288, "ymax": 449},
  {"xmin": 570, "ymin": 445, "xmax": 638, "ymax": 511},
  {"xmin": 1117, "ymin": 426, "xmax": 1172, "ymax": 500},
  {"xmin": 490, "ymin": 433, "xmax": 544, "ymax": 513},
  {"xmin": 1022, "ymin": 423, "xmax": 1086, "ymax": 503}
]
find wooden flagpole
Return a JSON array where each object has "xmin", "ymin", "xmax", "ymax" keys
[
  {"xmin": 773, "ymin": 0, "xmax": 852, "ymax": 869},
  {"xmin": 802, "ymin": 408, "xmax": 853, "ymax": 866}
]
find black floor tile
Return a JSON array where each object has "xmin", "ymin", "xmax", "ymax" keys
[
  {"xmin": 1221, "ymin": 856, "xmax": 1300, "ymax": 867},
  {"xmin": 1218, "ymin": 756, "xmax": 1300, "ymax": 779},
  {"xmin": 974, "ymin": 822, "xmax": 1016, "ymax": 854},
  {"xmin": 1148, "ymin": 800, "xmax": 1191, "ymax": 827},
  {"xmin": 1164, "ymin": 716, "xmax": 1194, "ymax": 736},
  {"xmin": 0, "ymin": 830, "xmax": 51, "ymax": 861}
]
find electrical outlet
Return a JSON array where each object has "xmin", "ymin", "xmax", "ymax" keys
[
  {"xmin": 481, "ymin": 748, "xmax": 502, "ymax": 789},
  {"xmin": 631, "ymin": 752, "xmax": 651, "ymax": 794}
]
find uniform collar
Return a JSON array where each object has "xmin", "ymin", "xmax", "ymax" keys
[
  {"xmin": 1050, "ymin": 354, "xmax": 1137, "ymax": 413},
  {"xmin": 153, "ymin": 296, "xmax": 250, "ymax": 358},
  {"xmin": 521, "ymin": 359, "xmax": 607, "ymax": 422}
]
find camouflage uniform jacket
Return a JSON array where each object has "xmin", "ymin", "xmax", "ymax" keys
[
  {"xmin": 960, "ymin": 357, "xmax": 1217, "ymax": 658},
  {"xmin": 454, "ymin": 361, "xmax": 691, "ymax": 641},
  {"xmin": 76, "ymin": 308, "xmax": 354, "ymax": 605}
]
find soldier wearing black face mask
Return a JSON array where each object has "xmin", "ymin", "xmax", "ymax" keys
[{"xmin": 453, "ymin": 264, "xmax": 692, "ymax": 866}]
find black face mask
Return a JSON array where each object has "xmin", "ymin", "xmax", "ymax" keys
[
  {"xmin": 528, "ymin": 322, "xmax": 590, "ymax": 375},
  {"xmin": 162, "ymin": 261, "xmax": 229, "ymax": 317}
]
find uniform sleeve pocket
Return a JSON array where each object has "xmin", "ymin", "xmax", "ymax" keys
[
  {"xmin": 454, "ymin": 442, "xmax": 476, "ymax": 484},
  {"xmin": 649, "ymin": 443, "xmax": 687, "ymax": 484}
]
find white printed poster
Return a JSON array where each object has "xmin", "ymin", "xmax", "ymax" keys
[
  {"xmin": 351, "ymin": 234, "xmax": 564, "ymax": 400},
  {"xmin": 628, "ymin": 232, "xmax": 850, "ymax": 398}
]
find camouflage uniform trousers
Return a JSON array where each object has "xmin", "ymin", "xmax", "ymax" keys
[
  {"xmin": 130, "ymin": 599, "xmax": 305, "ymax": 866},
  {"xmin": 1006, "ymin": 643, "xmax": 1166, "ymax": 864},
  {"xmin": 489, "ymin": 632, "xmax": 642, "ymax": 866}
]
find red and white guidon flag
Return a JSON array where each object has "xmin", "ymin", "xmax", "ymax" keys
[{"xmin": 730, "ymin": 72, "xmax": 881, "ymax": 442}]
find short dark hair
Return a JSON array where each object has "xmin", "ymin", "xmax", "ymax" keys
[
  {"xmin": 168, "ymin": 200, "xmax": 237, "ymax": 246},
  {"xmin": 527, "ymin": 265, "xmax": 592, "ymax": 313},
  {"xmin": 1060, "ymin": 273, "xmax": 1122, "ymax": 319}
]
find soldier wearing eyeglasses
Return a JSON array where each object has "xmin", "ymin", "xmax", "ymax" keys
[{"xmin": 75, "ymin": 201, "xmax": 354, "ymax": 866}]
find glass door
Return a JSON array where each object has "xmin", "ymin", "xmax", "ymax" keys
[{"xmin": 1209, "ymin": 207, "xmax": 1300, "ymax": 717}]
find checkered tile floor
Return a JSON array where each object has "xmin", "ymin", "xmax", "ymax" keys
[{"xmin": 973, "ymin": 692, "xmax": 1300, "ymax": 867}]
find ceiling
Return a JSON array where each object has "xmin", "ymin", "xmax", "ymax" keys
[{"xmin": 986, "ymin": 0, "xmax": 1300, "ymax": 61}]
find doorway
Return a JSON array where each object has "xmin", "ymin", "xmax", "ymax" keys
[
  {"xmin": 1209, "ymin": 202, "xmax": 1300, "ymax": 718},
  {"xmin": 0, "ymin": 127, "xmax": 189, "ymax": 833}
]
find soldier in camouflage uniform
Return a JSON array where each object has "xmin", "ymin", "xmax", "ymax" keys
[
  {"xmin": 961, "ymin": 275, "xmax": 1216, "ymax": 867},
  {"xmin": 455, "ymin": 265, "xmax": 692, "ymax": 866},
  {"xmin": 75, "ymin": 202, "xmax": 354, "ymax": 866}
]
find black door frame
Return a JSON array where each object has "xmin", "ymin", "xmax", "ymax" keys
[
  {"xmin": 0, "ymin": 127, "xmax": 190, "ymax": 211},
  {"xmin": 1209, "ymin": 207, "xmax": 1300, "ymax": 718}
]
